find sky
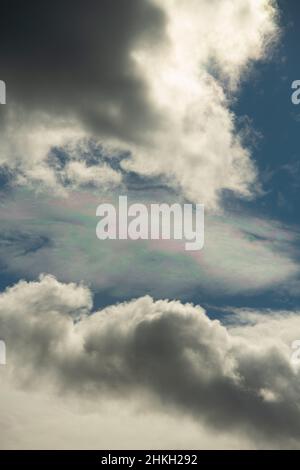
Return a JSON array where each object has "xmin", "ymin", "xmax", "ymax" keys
[{"xmin": 1, "ymin": 0, "xmax": 300, "ymax": 450}]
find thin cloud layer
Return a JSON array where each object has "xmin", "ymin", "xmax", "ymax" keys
[
  {"xmin": 1, "ymin": 275, "xmax": 300, "ymax": 448},
  {"xmin": 0, "ymin": 190, "xmax": 298, "ymax": 299}
]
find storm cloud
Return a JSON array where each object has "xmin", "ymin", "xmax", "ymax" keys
[{"xmin": 0, "ymin": 0, "xmax": 166, "ymax": 141}]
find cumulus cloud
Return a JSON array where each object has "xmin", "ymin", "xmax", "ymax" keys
[
  {"xmin": 1, "ymin": 275, "xmax": 300, "ymax": 448},
  {"xmin": 0, "ymin": 0, "xmax": 279, "ymax": 207}
]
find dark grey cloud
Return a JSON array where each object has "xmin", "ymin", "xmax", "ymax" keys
[
  {"xmin": 2, "ymin": 275, "xmax": 300, "ymax": 448},
  {"xmin": 0, "ymin": 0, "xmax": 166, "ymax": 141}
]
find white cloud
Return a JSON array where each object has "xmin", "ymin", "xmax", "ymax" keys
[
  {"xmin": 1, "ymin": 275, "xmax": 300, "ymax": 448},
  {"xmin": 119, "ymin": 0, "xmax": 279, "ymax": 207},
  {"xmin": 0, "ymin": 0, "xmax": 279, "ymax": 208},
  {"xmin": 64, "ymin": 160, "xmax": 121, "ymax": 189},
  {"xmin": 0, "ymin": 112, "xmax": 122, "ymax": 194}
]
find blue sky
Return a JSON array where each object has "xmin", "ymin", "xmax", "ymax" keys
[{"xmin": 233, "ymin": 0, "xmax": 300, "ymax": 225}]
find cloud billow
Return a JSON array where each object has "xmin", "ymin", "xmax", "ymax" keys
[{"xmin": 2, "ymin": 275, "xmax": 300, "ymax": 448}]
